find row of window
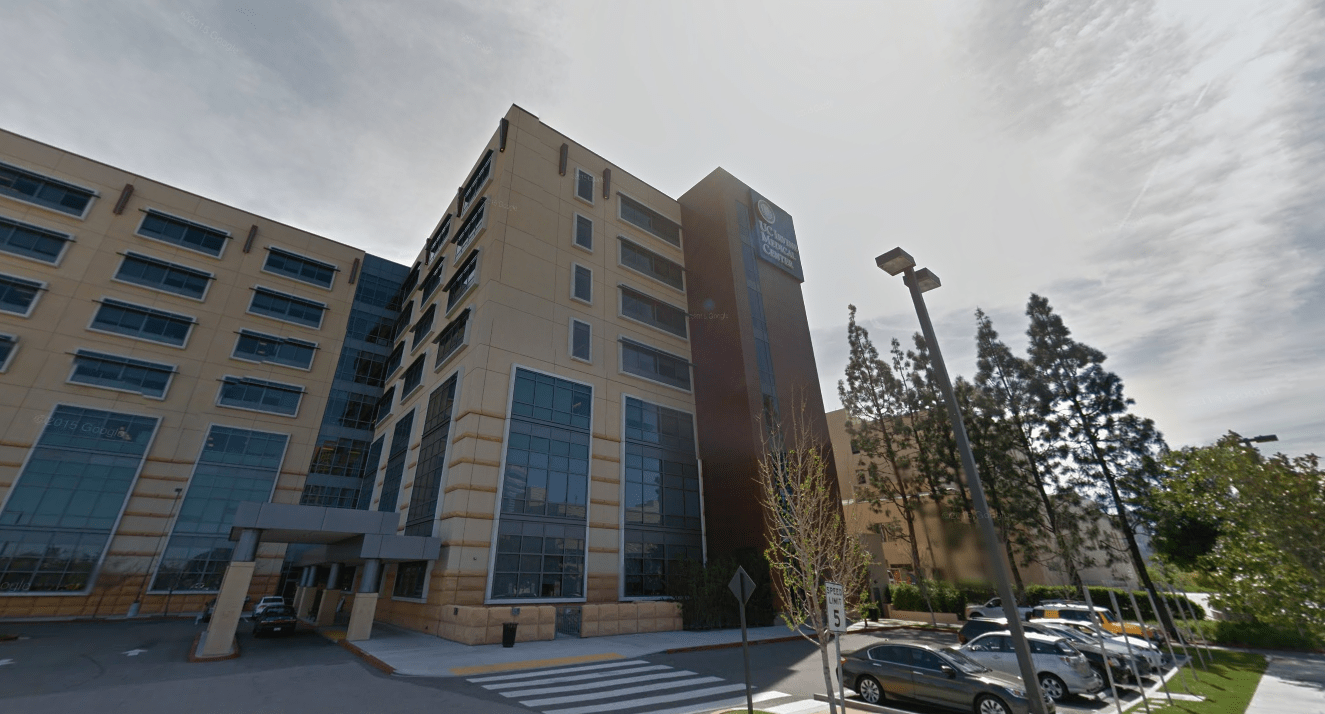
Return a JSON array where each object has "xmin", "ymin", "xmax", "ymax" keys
[
  {"xmin": 568, "ymin": 216, "xmax": 685, "ymax": 293},
  {"xmin": 570, "ymin": 170, "xmax": 683, "ymax": 251}
]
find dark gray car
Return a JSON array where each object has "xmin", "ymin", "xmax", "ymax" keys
[{"xmin": 841, "ymin": 640, "xmax": 1056, "ymax": 714}]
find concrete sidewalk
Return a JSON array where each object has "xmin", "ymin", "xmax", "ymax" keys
[
  {"xmin": 1246, "ymin": 651, "xmax": 1325, "ymax": 713},
  {"xmin": 341, "ymin": 618, "xmax": 946, "ymax": 677}
]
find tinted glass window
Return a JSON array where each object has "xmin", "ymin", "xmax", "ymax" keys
[
  {"xmin": 137, "ymin": 211, "xmax": 227, "ymax": 256},
  {"xmin": 114, "ymin": 253, "xmax": 210, "ymax": 299},
  {"xmin": 911, "ymin": 649, "xmax": 945, "ymax": 670},
  {"xmin": 92, "ymin": 299, "xmax": 193, "ymax": 346},
  {"xmin": 0, "ymin": 273, "xmax": 42, "ymax": 315},
  {"xmin": 0, "ymin": 162, "xmax": 94, "ymax": 216},
  {"xmin": 0, "ymin": 216, "xmax": 70, "ymax": 263},
  {"xmin": 264, "ymin": 248, "xmax": 336, "ymax": 288},
  {"xmin": 249, "ymin": 288, "xmax": 325, "ymax": 328}
]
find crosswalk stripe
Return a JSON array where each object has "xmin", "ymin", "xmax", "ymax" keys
[
  {"xmin": 522, "ymin": 676, "xmax": 723, "ymax": 707},
  {"xmin": 638, "ymin": 689, "xmax": 788, "ymax": 714},
  {"xmin": 765, "ymin": 699, "xmax": 827, "ymax": 714},
  {"xmin": 539, "ymin": 682, "xmax": 749, "ymax": 714},
  {"xmin": 500, "ymin": 669, "xmax": 699, "ymax": 697},
  {"xmin": 480, "ymin": 664, "xmax": 672, "ymax": 690},
  {"xmin": 466, "ymin": 659, "xmax": 645, "ymax": 683}
]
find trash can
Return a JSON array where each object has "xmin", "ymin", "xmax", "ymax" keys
[{"xmin": 502, "ymin": 622, "xmax": 518, "ymax": 648}]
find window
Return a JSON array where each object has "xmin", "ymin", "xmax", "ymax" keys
[
  {"xmin": 426, "ymin": 215, "xmax": 452, "ymax": 259},
  {"xmin": 405, "ymin": 375, "xmax": 458, "ymax": 536},
  {"xmin": 136, "ymin": 210, "xmax": 228, "ymax": 257},
  {"xmin": 420, "ymin": 259, "xmax": 445, "ymax": 299},
  {"xmin": 461, "ymin": 150, "xmax": 494, "ymax": 214},
  {"xmin": 377, "ymin": 410, "xmax": 414, "ymax": 512},
  {"xmin": 0, "ymin": 161, "xmax": 95, "ymax": 217},
  {"xmin": 452, "ymin": 198, "xmax": 487, "ymax": 255},
  {"xmin": 393, "ymin": 561, "xmax": 429, "ymax": 599},
  {"xmin": 401, "ymin": 354, "xmax": 425, "ymax": 395},
  {"xmin": 391, "ymin": 301, "xmax": 414, "ymax": 342},
  {"xmin": 574, "ymin": 214, "xmax": 593, "ymax": 251},
  {"xmin": 445, "ymin": 250, "xmax": 479, "ymax": 311},
  {"xmin": 70, "ymin": 350, "xmax": 175, "ymax": 399},
  {"xmin": 218, "ymin": 376, "xmax": 304, "ymax": 415},
  {"xmin": 323, "ymin": 391, "xmax": 379, "ymax": 430},
  {"xmin": 353, "ymin": 271, "xmax": 405, "ymax": 309},
  {"xmin": 622, "ymin": 398, "xmax": 702, "ymax": 597},
  {"xmin": 620, "ymin": 286, "xmax": 688, "ymax": 338},
  {"xmin": 575, "ymin": 168, "xmax": 594, "ymax": 203},
  {"xmin": 572, "ymin": 264, "xmax": 592, "ymax": 303},
  {"xmin": 570, "ymin": 319, "xmax": 591, "ymax": 362},
  {"xmin": 620, "ymin": 338, "xmax": 691, "ymax": 391},
  {"xmin": 90, "ymin": 299, "xmax": 195, "ymax": 347},
  {"xmin": 0, "ymin": 333, "xmax": 16, "ymax": 371},
  {"xmin": 491, "ymin": 520, "xmax": 586, "ymax": 600},
  {"xmin": 0, "ymin": 216, "xmax": 71, "ymax": 264},
  {"xmin": 433, "ymin": 308, "xmax": 470, "ymax": 367},
  {"xmin": 334, "ymin": 348, "xmax": 387, "ymax": 387},
  {"xmin": 232, "ymin": 330, "xmax": 316, "ymax": 369},
  {"xmin": 411, "ymin": 304, "xmax": 436, "ymax": 350},
  {"xmin": 114, "ymin": 253, "xmax": 212, "ymax": 300},
  {"xmin": 398, "ymin": 263, "xmax": 421, "ymax": 297},
  {"xmin": 0, "ymin": 406, "xmax": 158, "ymax": 594},
  {"xmin": 384, "ymin": 341, "xmax": 404, "ymax": 378},
  {"xmin": 619, "ymin": 194, "xmax": 681, "ymax": 247},
  {"xmin": 0, "ymin": 273, "xmax": 43, "ymax": 316},
  {"xmin": 619, "ymin": 237, "xmax": 683, "ymax": 291},
  {"xmin": 345, "ymin": 313, "xmax": 394, "ymax": 346},
  {"xmin": 375, "ymin": 387, "xmax": 396, "ymax": 424},
  {"xmin": 152, "ymin": 426, "xmax": 288, "ymax": 591},
  {"xmin": 263, "ymin": 247, "xmax": 336, "ymax": 288},
  {"xmin": 302, "ymin": 436, "xmax": 382, "ymax": 508},
  {"xmin": 248, "ymin": 287, "xmax": 326, "ymax": 328}
]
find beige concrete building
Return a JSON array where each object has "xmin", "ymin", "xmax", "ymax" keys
[
  {"xmin": 0, "ymin": 127, "xmax": 405, "ymax": 622},
  {"xmin": 824, "ymin": 408, "xmax": 1139, "ymax": 600}
]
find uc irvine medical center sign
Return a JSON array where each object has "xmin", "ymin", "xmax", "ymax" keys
[{"xmin": 750, "ymin": 190, "xmax": 804, "ymax": 282}]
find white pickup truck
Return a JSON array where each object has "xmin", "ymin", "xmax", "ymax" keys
[{"xmin": 966, "ymin": 597, "xmax": 1033, "ymax": 620}]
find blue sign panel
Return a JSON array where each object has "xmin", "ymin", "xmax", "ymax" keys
[{"xmin": 749, "ymin": 190, "xmax": 803, "ymax": 282}]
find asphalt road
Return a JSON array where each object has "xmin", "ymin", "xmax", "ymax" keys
[{"xmin": 0, "ymin": 618, "xmax": 528, "ymax": 714}]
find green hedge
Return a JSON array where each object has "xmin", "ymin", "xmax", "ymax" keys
[
  {"xmin": 1204, "ymin": 620, "xmax": 1323, "ymax": 650},
  {"xmin": 664, "ymin": 548, "xmax": 779, "ymax": 630}
]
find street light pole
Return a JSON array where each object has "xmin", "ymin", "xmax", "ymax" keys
[{"xmin": 877, "ymin": 247, "xmax": 1049, "ymax": 714}]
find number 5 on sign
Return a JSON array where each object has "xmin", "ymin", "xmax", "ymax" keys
[{"xmin": 825, "ymin": 581, "xmax": 845, "ymax": 633}]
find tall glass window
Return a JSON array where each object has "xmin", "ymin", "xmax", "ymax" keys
[
  {"xmin": 152, "ymin": 426, "xmax": 288, "ymax": 592},
  {"xmin": 376, "ymin": 411, "xmax": 414, "ymax": 513},
  {"xmin": 491, "ymin": 369, "xmax": 591, "ymax": 600},
  {"xmin": 405, "ymin": 375, "xmax": 457, "ymax": 536},
  {"xmin": 622, "ymin": 398, "xmax": 702, "ymax": 597},
  {"xmin": 0, "ymin": 406, "xmax": 158, "ymax": 594}
]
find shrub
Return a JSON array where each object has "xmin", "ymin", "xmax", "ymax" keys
[
  {"xmin": 665, "ymin": 548, "xmax": 779, "ymax": 630},
  {"xmin": 1212, "ymin": 620, "xmax": 1322, "ymax": 650}
]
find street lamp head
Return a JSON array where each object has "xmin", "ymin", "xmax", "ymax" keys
[
  {"xmin": 904, "ymin": 267, "xmax": 942, "ymax": 293},
  {"xmin": 1243, "ymin": 434, "xmax": 1278, "ymax": 444},
  {"xmin": 876, "ymin": 247, "xmax": 916, "ymax": 276}
]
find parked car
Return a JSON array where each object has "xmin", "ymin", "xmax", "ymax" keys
[
  {"xmin": 1035, "ymin": 622, "xmax": 1144, "ymax": 683},
  {"xmin": 961, "ymin": 631, "xmax": 1103, "ymax": 702},
  {"xmin": 1032, "ymin": 603, "xmax": 1163, "ymax": 643},
  {"xmin": 252, "ymin": 605, "xmax": 298, "ymax": 637},
  {"xmin": 968, "ymin": 598, "xmax": 1034, "ymax": 620},
  {"xmin": 253, "ymin": 595, "xmax": 287, "ymax": 617},
  {"xmin": 959, "ymin": 618, "xmax": 1053, "ymax": 644},
  {"xmin": 1031, "ymin": 618, "xmax": 1166, "ymax": 672},
  {"xmin": 840, "ymin": 639, "xmax": 1055, "ymax": 714}
]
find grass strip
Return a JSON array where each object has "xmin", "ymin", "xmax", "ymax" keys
[{"xmin": 1148, "ymin": 649, "xmax": 1267, "ymax": 714}]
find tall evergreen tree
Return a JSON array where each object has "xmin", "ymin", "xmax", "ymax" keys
[
  {"xmin": 1023, "ymin": 294, "xmax": 1176, "ymax": 635},
  {"xmin": 838, "ymin": 306, "xmax": 938, "ymax": 621},
  {"xmin": 973, "ymin": 308, "xmax": 1085, "ymax": 585},
  {"xmin": 906, "ymin": 334, "xmax": 975, "ymax": 525}
]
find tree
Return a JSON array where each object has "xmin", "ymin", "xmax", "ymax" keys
[
  {"xmin": 759, "ymin": 399, "xmax": 871, "ymax": 714},
  {"xmin": 973, "ymin": 308, "xmax": 1088, "ymax": 585},
  {"xmin": 1023, "ymin": 294, "xmax": 1176, "ymax": 635},
  {"xmin": 1148, "ymin": 434, "xmax": 1324, "ymax": 642},
  {"xmin": 838, "ymin": 306, "xmax": 939, "ymax": 622}
]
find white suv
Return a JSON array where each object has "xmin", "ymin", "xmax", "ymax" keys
[
  {"xmin": 253, "ymin": 596, "xmax": 286, "ymax": 617},
  {"xmin": 961, "ymin": 631, "xmax": 1104, "ymax": 702}
]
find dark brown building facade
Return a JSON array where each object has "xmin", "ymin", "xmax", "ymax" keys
[{"xmin": 680, "ymin": 168, "xmax": 837, "ymax": 556}]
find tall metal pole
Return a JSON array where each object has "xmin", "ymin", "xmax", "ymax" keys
[
  {"xmin": 1109, "ymin": 590, "xmax": 1152, "ymax": 714},
  {"xmin": 739, "ymin": 579, "xmax": 753, "ymax": 714},
  {"xmin": 1080, "ymin": 584, "xmax": 1123, "ymax": 714},
  {"xmin": 1129, "ymin": 589, "xmax": 1172, "ymax": 706},
  {"xmin": 899, "ymin": 266, "xmax": 1048, "ymax": 714},
  {"xmin": 1155, "ymin": 588, "xmax": 1199, "ymax": 683},
  {"xmin": 1141, "ymin": 586, "xmax": 1189, "ymax": 693}
]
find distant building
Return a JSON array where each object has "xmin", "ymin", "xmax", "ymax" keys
[{"xmin": 0, "ymin": 105, "xmax": 834, "ymax": 647}]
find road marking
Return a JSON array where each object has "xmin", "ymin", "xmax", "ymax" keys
[
  {"xmin": 452, "ymin": 652, "xmax": 624, "ymax": 677},
  {"xmin": 122, "ymin": 649, "xmax": 148, "ymax": 656},
  {"xmin": 481, "ymin": 664, "xmax": 671, "ymax": 690},
  {"xmin": 521, "ymin": 675, "xmax": 723, "ymax": 706},
  {"xmin": 0, "ymin": 659, "xmax": 14, "ymax": 667},
  {"xmin": 465, "ymin": 658, "xmax": 643, "ymax": 682},
  {"xmin": 540, "ymin": 682, "xmax": 749, "ymax": 714},
  {"xmin": 645, "ymin": 690, "xmax": 790, "ymax": 714},
  {"xmin": 498, "ymin": 669, "xmax": 698, "ymax": 697}
]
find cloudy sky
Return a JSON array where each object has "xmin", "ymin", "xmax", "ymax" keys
[{"xmin": 3, "ymin": 0, "xmax": 1321, "ymax": 456}]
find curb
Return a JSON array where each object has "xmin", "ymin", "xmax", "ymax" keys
[
  {"xmin": 186, "ymin": 631, "xmax": 241, "ymax": 662},
  {"xmin": 663, "ymin": 623, "xmax": 954, "ymax": 655},
  {"xmin": 339, "ymin": 638, "xmax": 397, "ymax": 675}
]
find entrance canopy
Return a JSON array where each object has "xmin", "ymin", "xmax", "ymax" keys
[{"xmin": 228, "ymin": 501, "xmax": 442, "ymax": 565}]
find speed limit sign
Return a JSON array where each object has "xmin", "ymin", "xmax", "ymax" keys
[{"xmin": 825, "ymin": 581, "xmax": 845, "ymax": 633}]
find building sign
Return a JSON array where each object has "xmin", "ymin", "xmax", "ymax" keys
[{"xmin": 749, "ymin": 190, "xmax": 803, "ymax": 282}]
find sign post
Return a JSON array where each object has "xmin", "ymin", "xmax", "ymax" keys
[
  {"xmin": 826, "ymin": 581, "xmax": 846, "ymax": 708},
  {"xmin": 728, "ymin": 566, "xmax": 757, "ymax": 714}
]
